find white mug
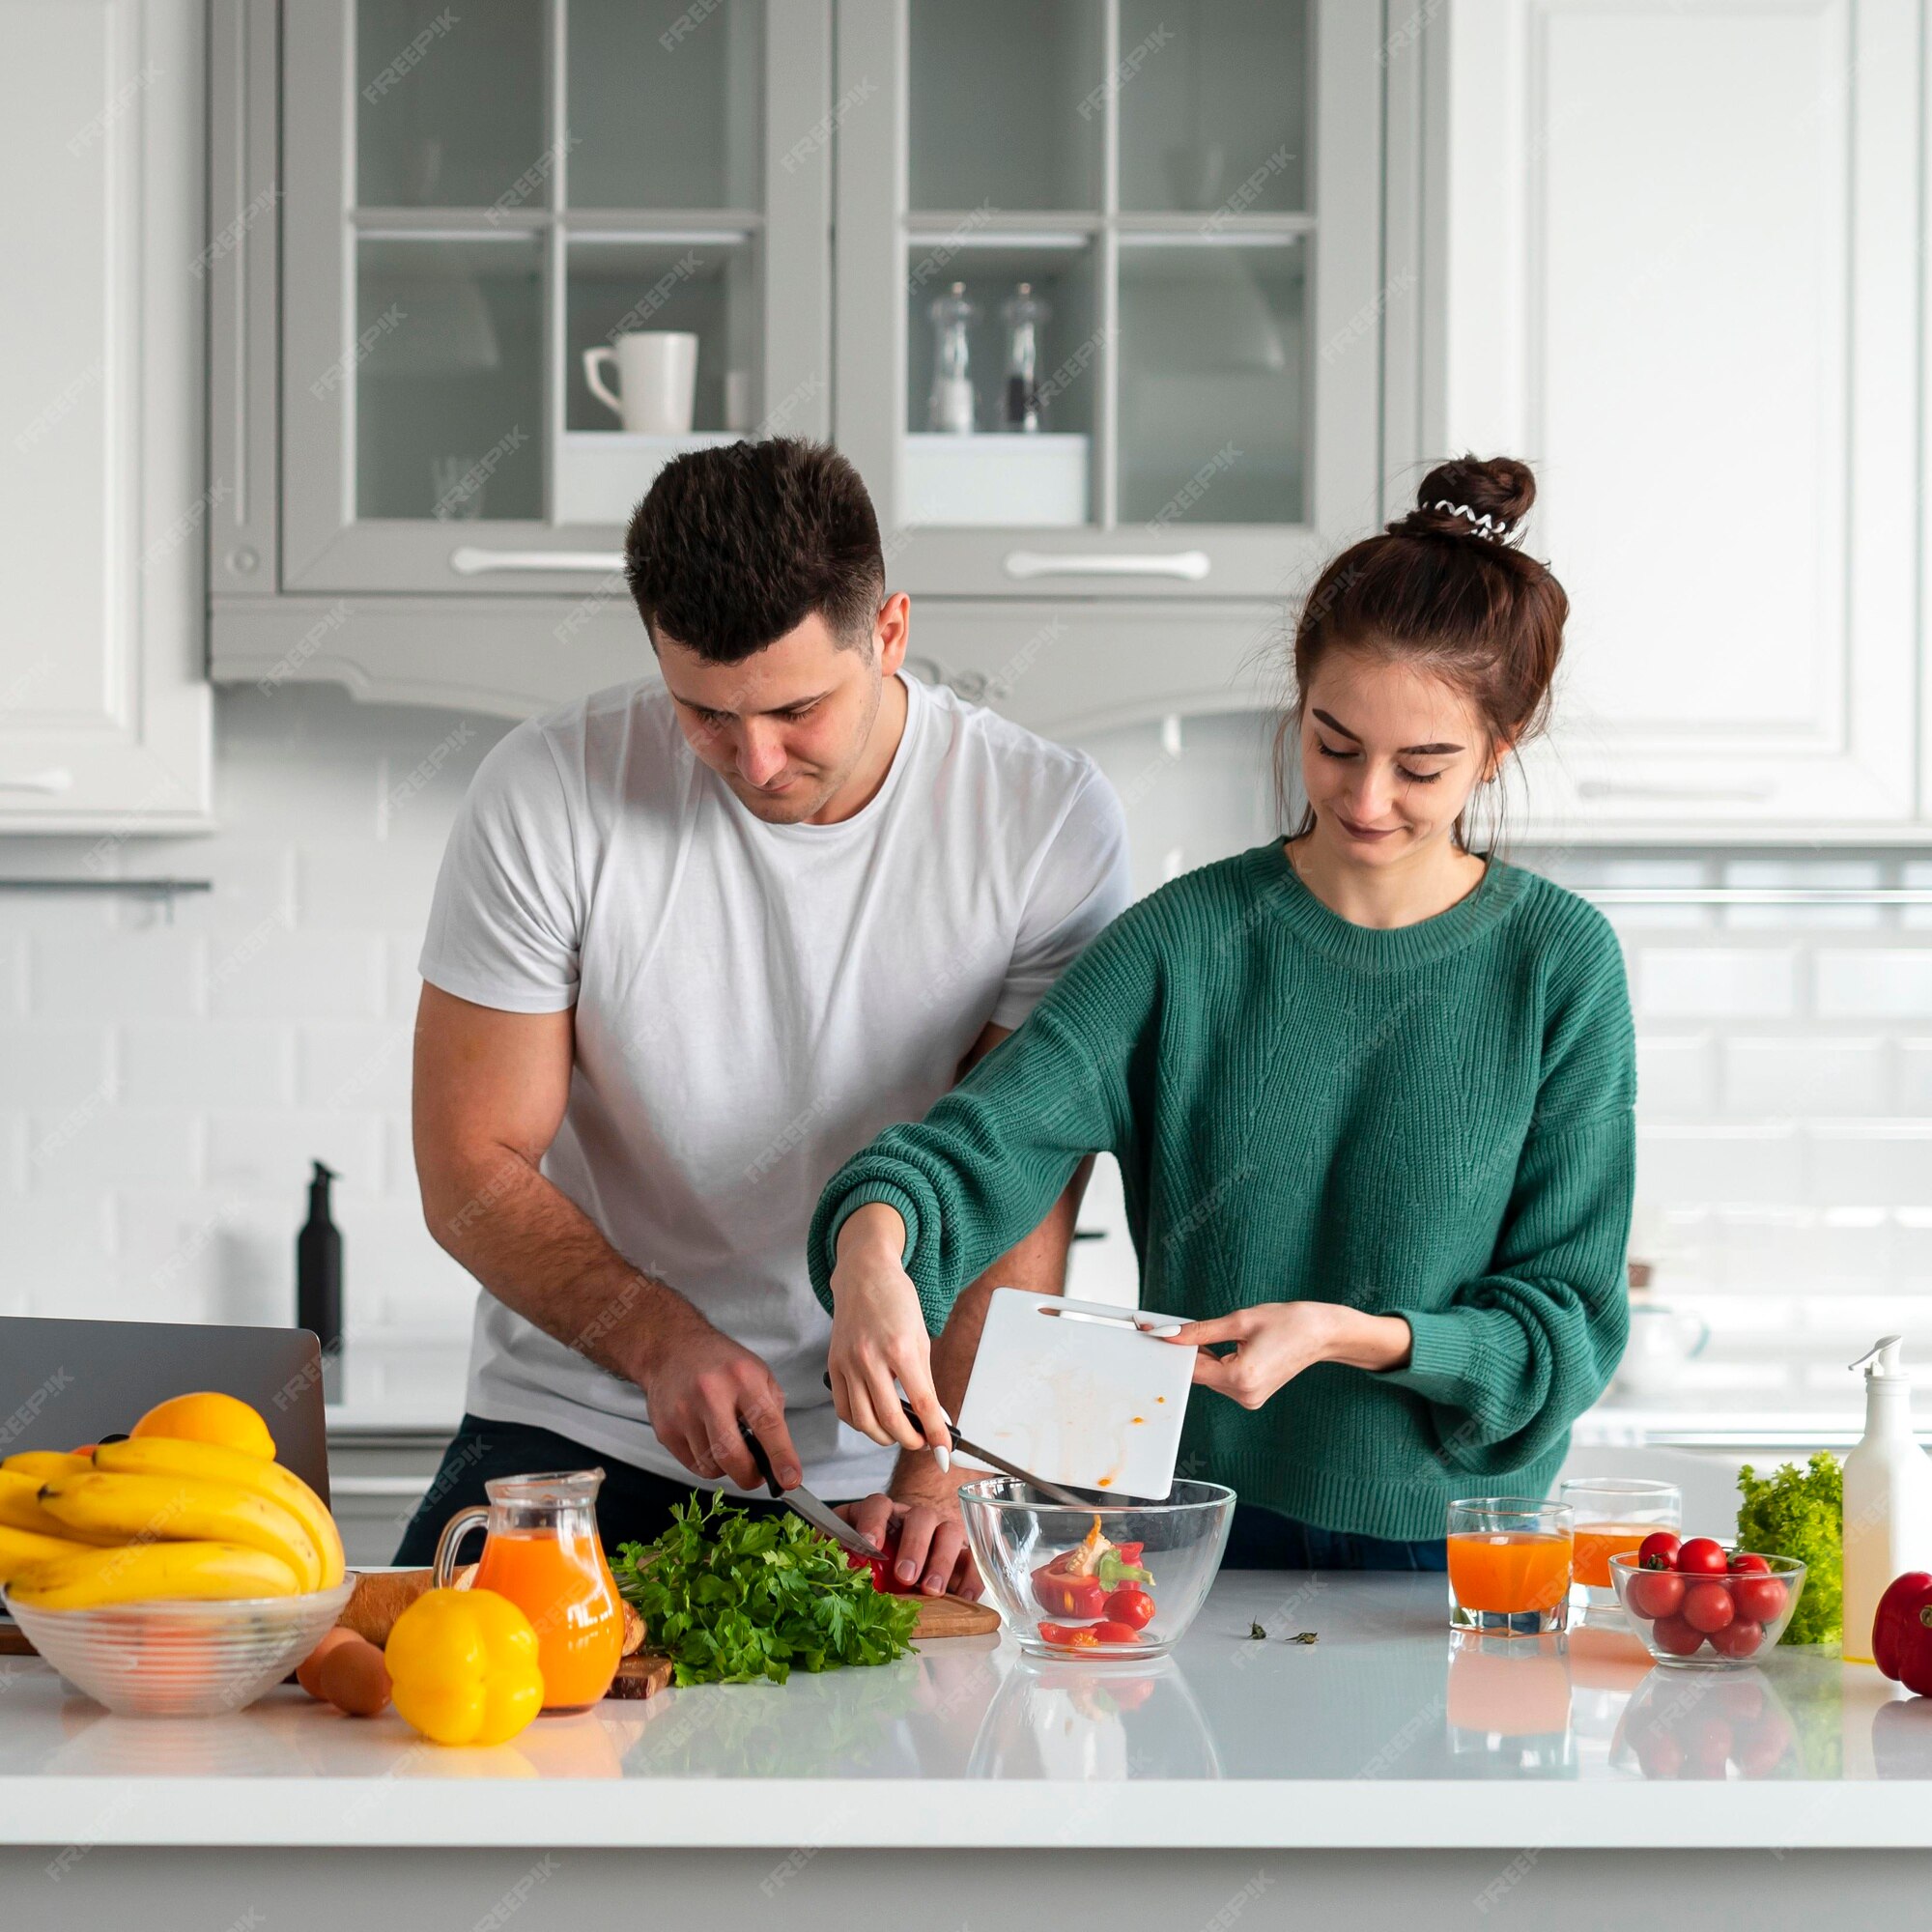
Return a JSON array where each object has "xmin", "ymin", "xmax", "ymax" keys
[
  {"xmin": 1613, "ymin": 1302, "xmax": 1711, "ymax": 1397},
  {"xmin": 582, "ymin": 330, "xmax": 698, "ymax": 436}
]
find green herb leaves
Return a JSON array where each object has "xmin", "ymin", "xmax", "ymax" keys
[{"xmin": 612, "ymin": 1493, "xmax": 922, "ymax": 1687}]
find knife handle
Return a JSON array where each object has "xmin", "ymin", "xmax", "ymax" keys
[
  {"xmin": 736, "ymin": 1422, "xmax": 784, "ymax": 1498},
  {"xmin": 895, "ymin": 1397, "xmax": 959, "ymax": 1449}
]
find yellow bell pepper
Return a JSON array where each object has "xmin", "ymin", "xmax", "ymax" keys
[{"xmin": 384, "ymin": 1587, "xmax": 545, "ymax": 1747}]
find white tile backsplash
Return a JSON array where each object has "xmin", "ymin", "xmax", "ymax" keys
[
  {"xmin": 1815, "ymin": 950, "xmax": 1932, "ymax": 1018},
  {"xmin": 0, "ymin": 687, "xmax": 504, "ymax": 1332},
  {"xmin": 119, "ymin": 1021, "xmax": 297, "ymax": 1110},
  {"xmin": 1635, "ymin": 947, "xmax": 1800, "ymax": 1019},
  {"xmin": 1723, "ymin": 1036, "xmax": 1888, "ymax": 1115}
]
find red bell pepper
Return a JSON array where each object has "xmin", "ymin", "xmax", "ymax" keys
[
  {"xmin": 1031, "ymin": 1555, "xmax": 1107, "ymax": 1619},
  {"xmin": 1874, "ymin": 1571, "xmax": 1932, "ymax": 1695}
]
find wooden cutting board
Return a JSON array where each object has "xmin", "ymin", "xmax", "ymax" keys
[{"xmin": 604, "ymin": 1592, "xmax": 1000, "ymax": 1699}]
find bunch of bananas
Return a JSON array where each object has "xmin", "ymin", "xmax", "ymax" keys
[{"xmin": 0, "ymin": 1392, "xmax": 345, "ymax": 1609}]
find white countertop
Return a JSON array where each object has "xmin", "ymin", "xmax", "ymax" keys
[{"xmin": 4, "ymin": 1573, "xmax": 1930, "ymax": 1851}]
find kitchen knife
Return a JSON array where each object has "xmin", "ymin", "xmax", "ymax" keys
[
  {"xmin": 892, "ymin": 1397, "xmax": 1102, "ymax": 1511},
  {"xmin": 736, "ymin": 1424, "xmax": 885, "ymax": 1561}
]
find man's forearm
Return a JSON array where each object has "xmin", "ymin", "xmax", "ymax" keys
[
  {"xmin": 892, "ymin": 1155, "xmax": 1094, "ymax": 1496},
  {"xmin": 421, "ymin": 1145, "xmax": 696, "ymax": 1386}
]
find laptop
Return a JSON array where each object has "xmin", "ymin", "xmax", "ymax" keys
[{"xmin": 0, "ymin": 1318, "xmax": 330, "ymax": 1501}]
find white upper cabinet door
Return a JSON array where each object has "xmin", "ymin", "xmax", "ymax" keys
[
  {"xmin": 1439, "ymin": 0, "xmax": 1919, "ymax": 837},
  {"xmin": 0, "ymin": 0, "xmax": 213, "ymax": 831},
  {"xmin": 833, "ymin": 0, "xmax": 1386, "ymax": 606}
]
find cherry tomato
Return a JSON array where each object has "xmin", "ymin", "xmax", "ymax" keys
[
  {"xmin": 1676, "ymin": 1537, "xmax": 1729, "ymax": 1577},
  {"xmin": 1636, "ymin": 1531, "xmax": 1682, "ymax": 1572},
  {"xmin": 1626, "ymin": 1568, "xmax": 1687, "ymax": 1622},
  {"xmin": 1037, "ymin": 1622, "xmax": 1100, "ymax": 1648},
  {"xmin": 1709, "ymin": 1617, "xmax": 1765, "ymax": 1660},
  {"xmin": 1733, "ymin": 1575, "xmax": 1787, "ymax": 1625},
  {"xmin": 1727, "ymin": 1550, "xmax": 1770, "ymax": 1576},
  {"xmin": 1682, "ymin": 1578, "xmax": 1737, "ymax": 1634},
  {"xmin": 1104, "ymin": 1587, "xmax": 1155, "ymax": 1631},
  {"xmin": 1091, "ymin": 1620, "xmax": 1141, "ymax": 1644},
  {"xmin": 1651, "ymin": 1612, "xmax": 1706, "ymax": 1658}
]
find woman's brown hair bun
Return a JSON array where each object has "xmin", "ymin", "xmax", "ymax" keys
[{"xmin": 1389, "ymin": 455, "xmax": 1536, "ymax": 543}]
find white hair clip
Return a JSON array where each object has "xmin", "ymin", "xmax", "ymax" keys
[{"xmin": 1432, "ymin": 500, "xmax": 1514, "ymax": 540}]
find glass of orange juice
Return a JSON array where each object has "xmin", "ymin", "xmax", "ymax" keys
[
  {"xmin": 1558, "ymin": 1477, "xmax": 1681, "ymax": 1617},
  {"xmin": 433, "ymin": 1469, "xmax": 626, "ymax": 1713},
  {"xmin": 1446, "ymin": 1497, "xmax": 1574, "ymax": 1636}
]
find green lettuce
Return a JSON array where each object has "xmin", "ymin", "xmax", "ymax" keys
[{"xmin": 1736, "ymin": 1451, "xmax": 1842, "ymax": 1647}]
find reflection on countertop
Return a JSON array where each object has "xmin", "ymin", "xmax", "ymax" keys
[{"xmin": 3, "ymin": 1574, "xmax": 1930, "ymax": 1851}]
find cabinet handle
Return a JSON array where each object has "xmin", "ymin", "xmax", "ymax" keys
[
  {"xmin": 1003, "ymin": 549, "xmax": 1211, "ymax": 582},
  {"xmin": 1575, "ymin": 779, "xmax": 1776, "ymax": 803},
  {"xmin": 0, "ymin": 768, "xmax": 74, "ymax": 794},
  {"xmin": 449, "ymin": 547, "xmax": 626, "ymax": 576}
]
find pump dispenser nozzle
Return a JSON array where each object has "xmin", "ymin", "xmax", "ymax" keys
[{"xmin": 1851, "ymin": 1334, "xmax": 1906, "ymax": 1380}]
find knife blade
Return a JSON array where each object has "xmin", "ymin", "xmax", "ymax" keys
[
  {"xmin": 889, "ymin": 1396, "xmax": 1096, "ymax": 1510},
  {"xmin": 736, "ymin": 1424, "xmax": 884, "ymax": 1560}
]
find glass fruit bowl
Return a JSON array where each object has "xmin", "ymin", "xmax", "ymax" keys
[
  {"xmin": 958, "ymin": 1478, "xmax": 1234, "ymax": 1660},
  {"xmin": 3, "ymin": 1577, "xmax": 356, "ymax": 1717},
  {"xmin": 1608, "ymin": 1551, "xmax": 1806, "ymax": 1668}
]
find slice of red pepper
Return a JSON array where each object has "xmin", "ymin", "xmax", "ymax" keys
[
  {"xmin": 1874, "ymin": 1572, "xmax": 1932, "ymax": 1694},
  {"xmin": 1030, "ymin": 1558, "xmax": 1106, "ymax": 1619}
]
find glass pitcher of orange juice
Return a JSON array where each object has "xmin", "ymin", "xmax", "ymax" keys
[{"xmin": 433, "ymin": 1469, "xmax": 624, "ymax": 1712}]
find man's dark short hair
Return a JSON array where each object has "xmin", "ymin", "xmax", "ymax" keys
[{"xmin": 623, "ymin": 438, "xmax": 886, "ymax": 664}]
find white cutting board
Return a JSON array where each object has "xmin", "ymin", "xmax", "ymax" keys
[{"xmin": 954, "ymin": 1290, "xmax": 1196, "ymax": 1500}]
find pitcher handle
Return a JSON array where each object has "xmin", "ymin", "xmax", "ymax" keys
[
  {"xmin": 582, "ymin": 346, "xmax": 624, "ymax": 418},
  {"xmin": 433, "ymin": 1506, "xmax": 489, "ymax": 1587},
  {"xmin": 1684, "ymin": 1313, "xmax": 1712, "ymax": 1359}
]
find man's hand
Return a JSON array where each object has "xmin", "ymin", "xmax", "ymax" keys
[
  {"xmin": 632, "ymin": 1297, "xmax": 804, "ymax": 1492},
  {"xmin": 826, "ymin": 1203, "xmax": 951, "ymax": 1456},
  {"xmin": 1153, "ymin": 1302, "xmax": 1412, "ymax": 1409},
  {"xmin": 838, "ymin": 1477, "xmax": 981, "ymax": 1600}
]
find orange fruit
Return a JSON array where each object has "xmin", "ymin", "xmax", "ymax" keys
[{"xmin": 129, "ymin": 1392, "xmax": 276, "ymax": 1460}]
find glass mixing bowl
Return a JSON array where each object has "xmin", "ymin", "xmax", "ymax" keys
[{"xmin": 959, "ymin": 1478, "xmax": 1234, "ymax": 1660}]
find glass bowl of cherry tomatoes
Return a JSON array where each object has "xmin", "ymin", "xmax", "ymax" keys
[
  {"xmin": 1608, "ymin": 1532, "xmax": 1806, "ymax": 1668},
  {"xmin": 958, "ymin": 1478, "xmax": 1234, "ymax": 1660}
]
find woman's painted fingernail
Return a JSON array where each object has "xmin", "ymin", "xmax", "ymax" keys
[
  {"xmin": 932, "ymin": 1444, "xmax": 952, "ymax": 1474},
  {"xmin": 1145, "ymin": 1324, "xmax": 1183, "ymax": 1338}
]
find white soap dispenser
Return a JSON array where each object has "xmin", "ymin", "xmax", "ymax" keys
[{"xmin": 1842, "ymin": 1334, "xmax": 1932, "ymax": 1662}]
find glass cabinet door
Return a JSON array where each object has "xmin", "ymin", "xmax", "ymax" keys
[
  {"xmin": 280, "ymin": 0, "xmax": 831, "ymax": 594},
  {"xmin": 835, "ymin": 0, "xmax": 1381, "ymax": 599}
]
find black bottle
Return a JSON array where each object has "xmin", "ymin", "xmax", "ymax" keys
[{"xmin": 297, "ymin": 1161, "xmax": 343, "ymax": 1384}]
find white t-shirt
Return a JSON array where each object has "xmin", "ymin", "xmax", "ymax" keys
[{"xmin": 418, "ymin": 671, "xmax": 1131, "ymax": 1498}]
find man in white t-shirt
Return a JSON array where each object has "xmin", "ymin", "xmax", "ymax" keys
[{"xmin": 396, "ymin": 438, "xmax": 1130, "ymax": 1595}]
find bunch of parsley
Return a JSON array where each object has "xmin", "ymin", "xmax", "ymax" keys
[{"xmin": 612, "ymin": 1492, "xmax": 921, "ymax": 1686}]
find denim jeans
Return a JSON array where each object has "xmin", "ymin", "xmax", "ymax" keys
[{"xmin": 1219, "ymin": 1500, "xmax": 1447, "ymax": 1572}]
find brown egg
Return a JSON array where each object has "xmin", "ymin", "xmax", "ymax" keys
[
  {"xmin": 316, "ymin": 1635, "xmax": 391, "ymax": 1718},
  {"xmin": 296, "ymin": 1625, "xmax": 360, "ymax": 1700}
]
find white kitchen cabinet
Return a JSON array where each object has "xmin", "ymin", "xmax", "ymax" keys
[
  {"xmin": 206, "ymin": 0, "xmax": 1420, "ymax": 734},
  {"xmin": 0, "ymin": 0, "xmax": 213, "ymax": 832},
  {"xmin": 1436, "ymin": 0, "xmax": 1922, "ymax": 838}
]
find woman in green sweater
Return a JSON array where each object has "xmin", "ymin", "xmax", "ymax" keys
[{"xmin": 809, "ymin": 456, "xmax": 1635, "ymax": 1568}]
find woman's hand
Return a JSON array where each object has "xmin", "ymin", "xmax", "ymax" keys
[
  {"xmin": 826, "ymin": 1203, "xmax": 953, "ymax": 1457},
  {"xmin": 1151, "ymin": 1302, "xmax": 1412, "ymax": 1410}
]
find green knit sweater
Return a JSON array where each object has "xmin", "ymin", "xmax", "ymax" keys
[{"xmin": 809, "ymin": 841, "xmax": 1636, "ymax": 1543}]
